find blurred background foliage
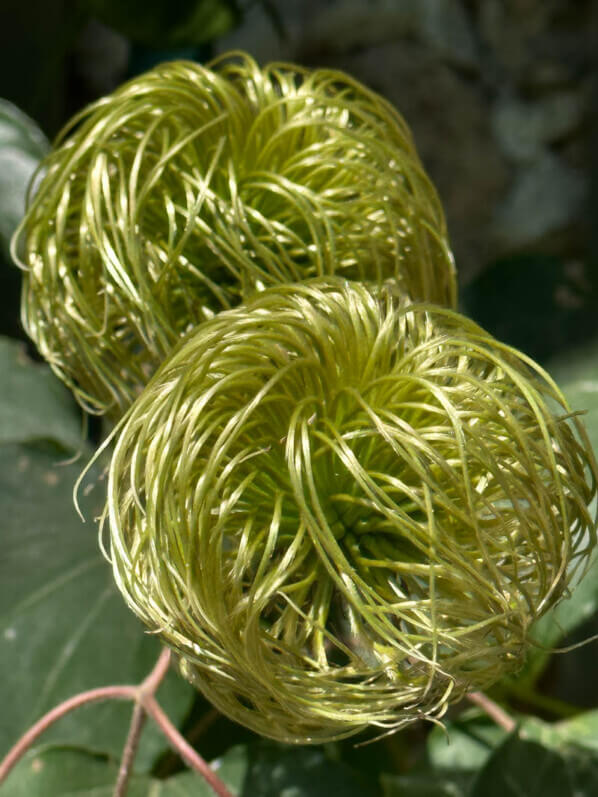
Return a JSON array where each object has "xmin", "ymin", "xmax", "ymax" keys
[{"xmin": 1, "ymin": 1, "xmax": 598, "ymax": 795}]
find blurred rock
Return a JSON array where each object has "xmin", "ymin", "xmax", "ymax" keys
[
  {"xmin": 521, "ymin": 32, "xmax": 591, "ymax": 93},
  {"xmin": 218, "ymin": 0, "xmax": 477, "ymax": 68},
  {"xmin": 215, "ymin": 0, "xmax": 594, "ymax": 284},
  {"xmin": 299, "ymin": 1, "xmax": 416, "ymax": 55},
  {"xmin": 302, "ymin": 0, "xmax": 477, "ymax": 68},
  {"xmin": 492, "ymin": 152, "xmax": 586, "ymax": 249},
  {"xmin": 476, "ymin": 0, "xmax": 592, "ymax": 87},
  {"xmin": 492, "ymin": 90, "xmax": 586, "ymax": 163},
  {"xmin": 417, "ymin": 0, "xmax": 477, "ymax": 69}
]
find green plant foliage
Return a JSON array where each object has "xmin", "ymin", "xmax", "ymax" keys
[
  {"xmin": 523, "ymin": 712, "xmax": 598, "ymax": 754},
  {"xmin": 469, "ymin": 734, "xmax": 598, "ymax": 797},
  {"xmin": 0, "ymin": 349, "xmax": 193, "ymax": 766},
  {"xmin": 381, "ymin": 772, "xmax": 469, "ymax": 796},
  {"xmin": 548, "ymin": 339, "xmax": 598, "ymax": 456},
  {"xmin": 0, "ymin": 440, "xmax": 192, "ymax": 766},
  {"xmin": 519, "ymin": 342, "xmax": 598, "ymax": 681},
  {"xmin": 427, "ymin": 712, "xmax": 506, "ymax": 771},
  {"xmin": 0, "ymin": 100, "xmax": 48, "ymax": 157},
  {"xmin": 428, "ymin": 711, "xmax": 598, "ymax": 781},
  {"xmin": 82, "ymin": 0, "xmax": 238, "ymax": 47},
  {"xmin": 0, "ymin": 337, "xmax": 81, "ymax": 449},
  {"xmin": 0, "ymin": 100, "xmax": 48, "ymax": 257},
  {"xmin": 6, "ymin": 742, "xmax": 372, "ymax": 796},
  {"xmin": 522, "ymin": 549, "xmax": 598, "ymax": 683},
  {"xmin": 239, "ymin": 743, "xmax": 372, "ymax": 796},
  {"xmin": 6, "ymin": 745, "xmax": 237, "ymax": 796}
]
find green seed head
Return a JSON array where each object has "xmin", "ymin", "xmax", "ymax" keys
[
  {"xmin": 105, "ymin": 279, "xmax": 598, "ymax": 743},
  {"xmin": 15, "ymin": 52, "xmax": 455, "ymax": 418}
]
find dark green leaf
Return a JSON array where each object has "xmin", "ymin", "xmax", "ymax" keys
[
  {"xmin": 5, "ymin": 745, "xmax": 237, "ymax": 796},
  {"xmin": 0, "ymin": 100, "xmax": 48, "ymax": 159},
  {"xmin": 461, "ymin": 255, "xmax": 598, "ymax": 364},
  {"xmin": 83, "ymin": 0, "xmax": 238, "ymax": 46},
  {"xmin": 429, "ymin": 709, "xmax": 598, "ymax": 776},
  {"xmin": 548, "ymin": 339, "xmax": 598, "ymax": 457},
  {"xmin": 0, "ymin": 337, "xmax": 82, "ymax": 449},
  {"xmin": 518, "ymin": 341, "xmax": 598, "ymax": 680},
  {"xmin": 211, "ymin": 745, "xmax": 248, "ymax": 794},
  {"xmin": 0, "ymin": 100, "xmax": 48, "ymax": 255},
  {"xmin": 522, "ymin": 549, "xmax": 598, "ymax": 683},
  {"xmin": 241, "ymin": 742, "xmax": 374, "ymax": 796},
  {"xmin": 381, "ymin": 771, "xmax": 468, "ymax": 796},
  {"xmin": 0, "ymin": 442, "xmax": 193, "ymax": 769},
  {"xmin": 469, "ymin": 733, "xmax": 598, "ymax": 797},
  {"xmin": 7, "ymin": 743, "xmax": 371, "ymax": 797},
  {"xmin": 427, "ymin": 712, "xmax": 507, "ymax": 771}
]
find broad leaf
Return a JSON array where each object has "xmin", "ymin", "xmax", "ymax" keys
[
  {"xmin": 0, "ymin": 99, "xmax": 48, "ymax": 255},
  {"xmin": 0, "ymin": 441, "xmax": 193, "ymax": 769},
  {"xmin": 548, "ymin": 339, "xmax": 598, "ymax": 457},
  {"xmin": 427, "ymin": 711, "xmax": 507, "ymax": 771},
  {"xmin": 469, "ymin": 733, "xmax": 598, "ymax": 797},
  {"xmin": 521, "ymin": 549, "xmax": 598, "ymax": 683},
  {"xmin": 429, "ymin": 709, "xmax": 598, "ymax": 776},
  {"xmin": 5, "ymin": 742, "xmax": 376, "ymax": 797},
  {"xmin": 241, "ymin": 742, "xmax": 372, "ymax": 796},
  {"xmin": 520, "ymin": 341, "xmax": 598, "ymax": 680},
  {"xmin": 381, "ymin": 771, "xmax": 469, "ymax": 796},
  {"xmin": 5, "ymin": 744, "xmax": 244, "ymax": 796},
  {"xmin": 523, "ymin": 712, "xmax": 598, "ymax": 755},
  {"xmin": 0, "ymin": 100, "xmax": 48, "ymax": 157},
  {"xmin": 0, "ymin": 337, "xmax": 82, "ymax": 449}
]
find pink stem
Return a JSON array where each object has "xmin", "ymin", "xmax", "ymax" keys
[
  {"xmin": 0, "ymin": 686, "xmax": 136, "ymax": 783},
  {"xmin": 467, "ymin": 690, "xmax": 516, "ymax": 733},
  {"xmin": 143, "ymin": 695, "xmax": 233, "ymax": 797},
  {"xmin": 0, "ymin": 647, "xmax": 232, "ymax": 797},
  {"xmin": 141, "ymin": 646, "xmax": 171, "ymax": 694},
  {"xmin": 113, "ymin": 647, "xmax": 172, "ymax": 797},
  {"xmin": 113, "ymin": 702, "xmax": 148, "ymax": 797}
]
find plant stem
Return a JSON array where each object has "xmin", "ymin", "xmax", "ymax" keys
[
  {"xmin": 466, "ymin": 691, "xmax": 516, "ymax": 733},
  {"xmin": 113, "ymin": 702, "xmax": 148, "ymax": 797},
  {"xmin": 141, "ymin": 646, "xmax": 171, "ymax": 694},
  {"xmin": 142, "ymin": 695, "xmax": 233, "ymax": 797},
  {"xmin": 0, "ymin": 685, "xmax": 137, "ymax": 783},
  {"xmin": 113, "ymin": 647, "xmax": 171, "ymax": 797},
  {"xmin": 0, "ymin": 646, "xmax": 233, "ymax": 797}
]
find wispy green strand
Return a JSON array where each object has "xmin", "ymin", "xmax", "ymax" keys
[
  {"xmin": 104, "ymin": 279, "xmax": 598, "ymax": 743},
  {"xmin": 14, "ymin": 52, "xmax": 455, "ymax": 418}
]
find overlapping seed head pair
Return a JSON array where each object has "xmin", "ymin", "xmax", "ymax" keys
[{"xmin": 16, "ymin": 53, "xmax": 598, "ymax": 742}]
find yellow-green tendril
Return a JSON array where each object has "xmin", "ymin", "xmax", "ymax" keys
[
  {"xmin": 15, "ymin": 52, "xmax": 455, "ymax": 418},
  {"xmin": 104, "ymin": 279, "xmax": 597, "ymax": 744}
]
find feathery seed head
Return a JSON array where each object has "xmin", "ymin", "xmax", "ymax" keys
[
  {"xmin": 105, "ymin": 279, "xmax": 597, "ymax": 743},
  {"xmin": 16, "ymin": 53, "xmax": 455, "ymax": 417}
]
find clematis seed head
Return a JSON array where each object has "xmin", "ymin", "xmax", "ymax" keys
[
  {"xmin": 15, "ymin": 53, "xmax": 455, "ymax": 418},
  {"xmin": 105, "ymin": 279, "xmax": 597, "ymax": 743}
]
